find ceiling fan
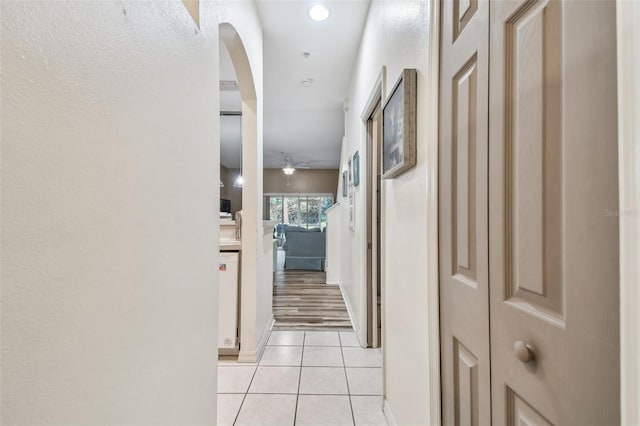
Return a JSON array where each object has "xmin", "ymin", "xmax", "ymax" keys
[{"xmin": 281, "ymin": 155, "xmax": 311, "ymax": 175}]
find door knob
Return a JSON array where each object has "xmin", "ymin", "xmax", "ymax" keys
[{"xmin": 514, "ymin": 340, "xmax": 535, "ymax": 363}]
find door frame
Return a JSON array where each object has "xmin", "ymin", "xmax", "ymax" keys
[
  {"xmin": 363, "ymin": 83, "xmax": 382, "ymax": 349},
  {"xmin": 359, "ymin": 66, "xmax": 386, "ymax": 388},
  {"xmin": 427, "ymin": 0, "xmax": 442, "ymax": 425},
  {"xmin": 617, "ymin": 2, "xmax": 640, "ymax": 424}
]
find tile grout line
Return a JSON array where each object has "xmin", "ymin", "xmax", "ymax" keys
[
  {"xmin": 293, "ymin": 330, "xmax": 305, "ymax": 425},
  {"xmin": 339, "ymin": 332, "xmax": 357, "ymax": 426},
  {"xmin": 227, "ymin": 331, "xmax": 372, "ymax": 425},
  {"xmin": 231, "ymin": 330, "xmax": 270, "ymax": 425}
]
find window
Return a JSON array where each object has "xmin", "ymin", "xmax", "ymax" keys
[{"xmin": 266, "ymin": 194, "xmax": 334, "ymax": 229}]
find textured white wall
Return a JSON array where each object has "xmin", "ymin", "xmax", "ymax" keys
[
  {"xmin": 338, "ymin": 1, "xmax": 437, "ymax": 424},
  {"xmin": 1, "ymin": 1, "xmax": 221, "ymax": 424}
]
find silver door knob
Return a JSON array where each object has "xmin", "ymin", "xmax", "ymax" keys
[{"xmin": 514, "ymin": 340, "xmax": 535, "ymax": 363}]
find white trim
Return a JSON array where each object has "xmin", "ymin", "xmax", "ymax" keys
[
  {"xmin": 426, "ymin": 0, "xmax": 442, "ymax": 424},
  {"xmin": 257, "ymin": 314, "xmax": 274, "ymax": 360},
  {"xmin": 338, "ymin": 282, "xmax": 360, "ymax": 345},
  {"xmin": 383, "ymin": 398, "xmax": 398, "ymax": 426},
  {"xmin": 617, "ymin": 1, "xmax": 640, "ymax": 424},
  {"xmin": 361, "ymin": 67, "xmax": 387, "ymax": 121},
  {"xmin": 325, "ymin": 202, "xmax": 341, "ymax": 214},
  {"xmin": 237, "ymin": 314, "xmax": 273, "ymax": 363},
  {"xmin": 237, "ymin": 349, "xmax": 257, "ymax": 363}
]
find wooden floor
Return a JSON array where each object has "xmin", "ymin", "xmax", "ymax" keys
[{"xmin": 273, "ymin": 268, "xmax": 353, "ymax": 331}]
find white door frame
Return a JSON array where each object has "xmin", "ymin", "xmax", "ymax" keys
[
  {"xmin": 617, "ymin": 1, "xmax": 640, "ymax": 424},
  {"xmin": 361, "ymin": 68, "xmax": 385, "ymax": 351},
  {"xmin": 360, "ymin": 65, "xmax": 386, "ymax": 393},
  {"xmin": 426, "ymin": 0, "xmax": 442, "ymax": 424}
]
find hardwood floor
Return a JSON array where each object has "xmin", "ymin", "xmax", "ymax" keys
[{"xmin": 273, "ymin": 268, "xmax": 352, "ymax": 331}]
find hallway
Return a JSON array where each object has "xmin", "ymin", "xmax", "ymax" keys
[
  {"xmin": 2, "ymin": 1, "xmax": 638, "ymax": 424},
  {"xmin": 217, "ymin": 330, "xmax": 385, "ymax": 425},
  {"xmin": 273, "ymin": 249, "xmax": 351, "ymax": 330}
]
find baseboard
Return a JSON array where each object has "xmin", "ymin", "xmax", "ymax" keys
[
  {"xmin": 383, "ymin": 398, "xmax": 398, "ymax": 426},
  {"xmin": 338, "ymin": 282, "xmax": 357, "ymax": 332},
  {"xmin": 237, "ymin": 349, "xmax": 257, "ymax": 363},
  {"xmin": 326, "ymin": 279, "xmax": 339, "ymax": 285},
  {"xmin": 257, "ymin": 314, "xmax": 275, "ymax": 359},
  {"xmin": 237, "ymin": 315, "xmax": 274, "ymax": 363}
]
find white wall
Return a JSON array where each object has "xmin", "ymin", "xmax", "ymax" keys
[
  {"xmin": 338, "ymin": 1, "xmax": 439, "ymax": 424},
  {"xmin": 617, "ymin": 1, "xmax": 640, "ymax": 424},
  {"xmin": 325, "ymin": 203, "xmax": 342, "ymax": 285},
  {"xmin": 0, "ymin": 1, "xmax": 221, "ymax": 424},
  {"xmin": 216, "ymin": 2, "xmax": 269, "ymax": 362},
  {"xmin": 257, "ymin": 224, "xmax": 276, "ymax": 350}
]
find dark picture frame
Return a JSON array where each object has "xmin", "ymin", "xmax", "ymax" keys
[
  {"xmin": 382, "ymin": 68, "xmax": 417, "ymax": 179},
  {"xmin": 353, "ymin": 151, "xmax": 360, "ymax": 187},
  {"xmin": 342, "ymin": 170, "xmax": 348, "ymax": 197}
]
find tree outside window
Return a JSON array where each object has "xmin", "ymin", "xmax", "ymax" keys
[{"xmin": 268, "ymin": 194, "xmax": 334, "ymax": 230}]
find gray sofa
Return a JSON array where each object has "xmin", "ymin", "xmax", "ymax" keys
[{"xmin": 283, "ymin": 226, "xmax": 326, "ymax": 271}]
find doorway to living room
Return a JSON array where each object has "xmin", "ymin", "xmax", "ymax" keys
[{"xmin": 264, "ymin": 193, "xmax": 351, "ymax": 330}]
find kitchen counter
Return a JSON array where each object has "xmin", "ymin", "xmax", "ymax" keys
[{"xmin": 220, "ymin": 240, "xmax": 242, "ymax": 251}]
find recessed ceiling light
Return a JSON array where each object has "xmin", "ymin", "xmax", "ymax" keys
[{"xmin": 309, "ymin": 4, "xmax": 329, "ymax": 21}]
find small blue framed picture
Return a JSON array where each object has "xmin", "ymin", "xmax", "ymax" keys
[{"xmin": 353, "ymin": 151, "xmax": 360, "ymax": 187}]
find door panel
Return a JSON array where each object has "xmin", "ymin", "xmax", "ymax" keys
[
  {"xmin": 506, "ymin": 387, "xmax": 553, "ymax": 426},
  {"xmin": 453, "ymin": 338, "xmax": 480, "ymax": 426},
  {"xmin": 502, "ymin": 0, "xmax": 564, "ymax": 321},
  {"xmin": 439, "ymin": 0, "xmax": 490, "ymax": 424},
  {"xmin": 488, "ymin": 0, "xmax": 620, "ymax": 424}
]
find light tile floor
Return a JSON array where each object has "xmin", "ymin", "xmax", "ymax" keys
[{"xmin": 218, "ymin": 330, "xmax": 388, "ymax": 426}]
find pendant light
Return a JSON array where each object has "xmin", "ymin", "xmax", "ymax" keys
[{"xmin": 234, "ymin": 114, "xmax": 243, "ymax": 188}]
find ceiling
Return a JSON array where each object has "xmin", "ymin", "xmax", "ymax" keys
[{"xmin": 219, "ymin": 0, "xmax": 371, "ymax": 169}]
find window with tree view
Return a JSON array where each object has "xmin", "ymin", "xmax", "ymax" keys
[{"xmin": 266, "ymin": 195, "xmax": 334, "ymax": 229}]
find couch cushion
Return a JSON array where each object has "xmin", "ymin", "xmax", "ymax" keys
[
  {"xmin": 284, "ymin": 225, "xmax": 307, "ymax": 232},
  {"xmin": 285, "ymin": 257, "xmax": 324, "ymax": 271}
]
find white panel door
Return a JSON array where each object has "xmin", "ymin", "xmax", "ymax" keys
[
  {"xmin": 439, "ymin": 0, "xmax": 491, "ymax": 423},
  {"xmin": 488, "ymin": 0, "xmax": 620, "ymax": 423}
]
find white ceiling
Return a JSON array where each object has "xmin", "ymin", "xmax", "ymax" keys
[{"xmin": 219, "ymin": 0, "xmax": 370, "ymax": 169}]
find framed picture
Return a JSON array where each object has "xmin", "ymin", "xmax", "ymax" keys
[
  {"xmin": 353, "ymin": 151, "xmax": 360, "ymax": 187},
  {"xmin": 342, "ymin": 170, "xmax": 348, "ymax": 197},
  {"xmin": 347, "ymin": 155, "xmax": 353, "ymax": 186},
  {"xmin": 382, "ymin": 68, "xmax": 417, "ymax": 179}
]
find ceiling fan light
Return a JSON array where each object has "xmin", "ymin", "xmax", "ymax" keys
[{"xmin": 283, "ymin": 166, "xmax": 295, "ymax": 175}]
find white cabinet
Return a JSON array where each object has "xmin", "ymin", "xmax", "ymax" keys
[{"xmin": 218, "ymin": 252, "xmax": 239, "ymax": 353}]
